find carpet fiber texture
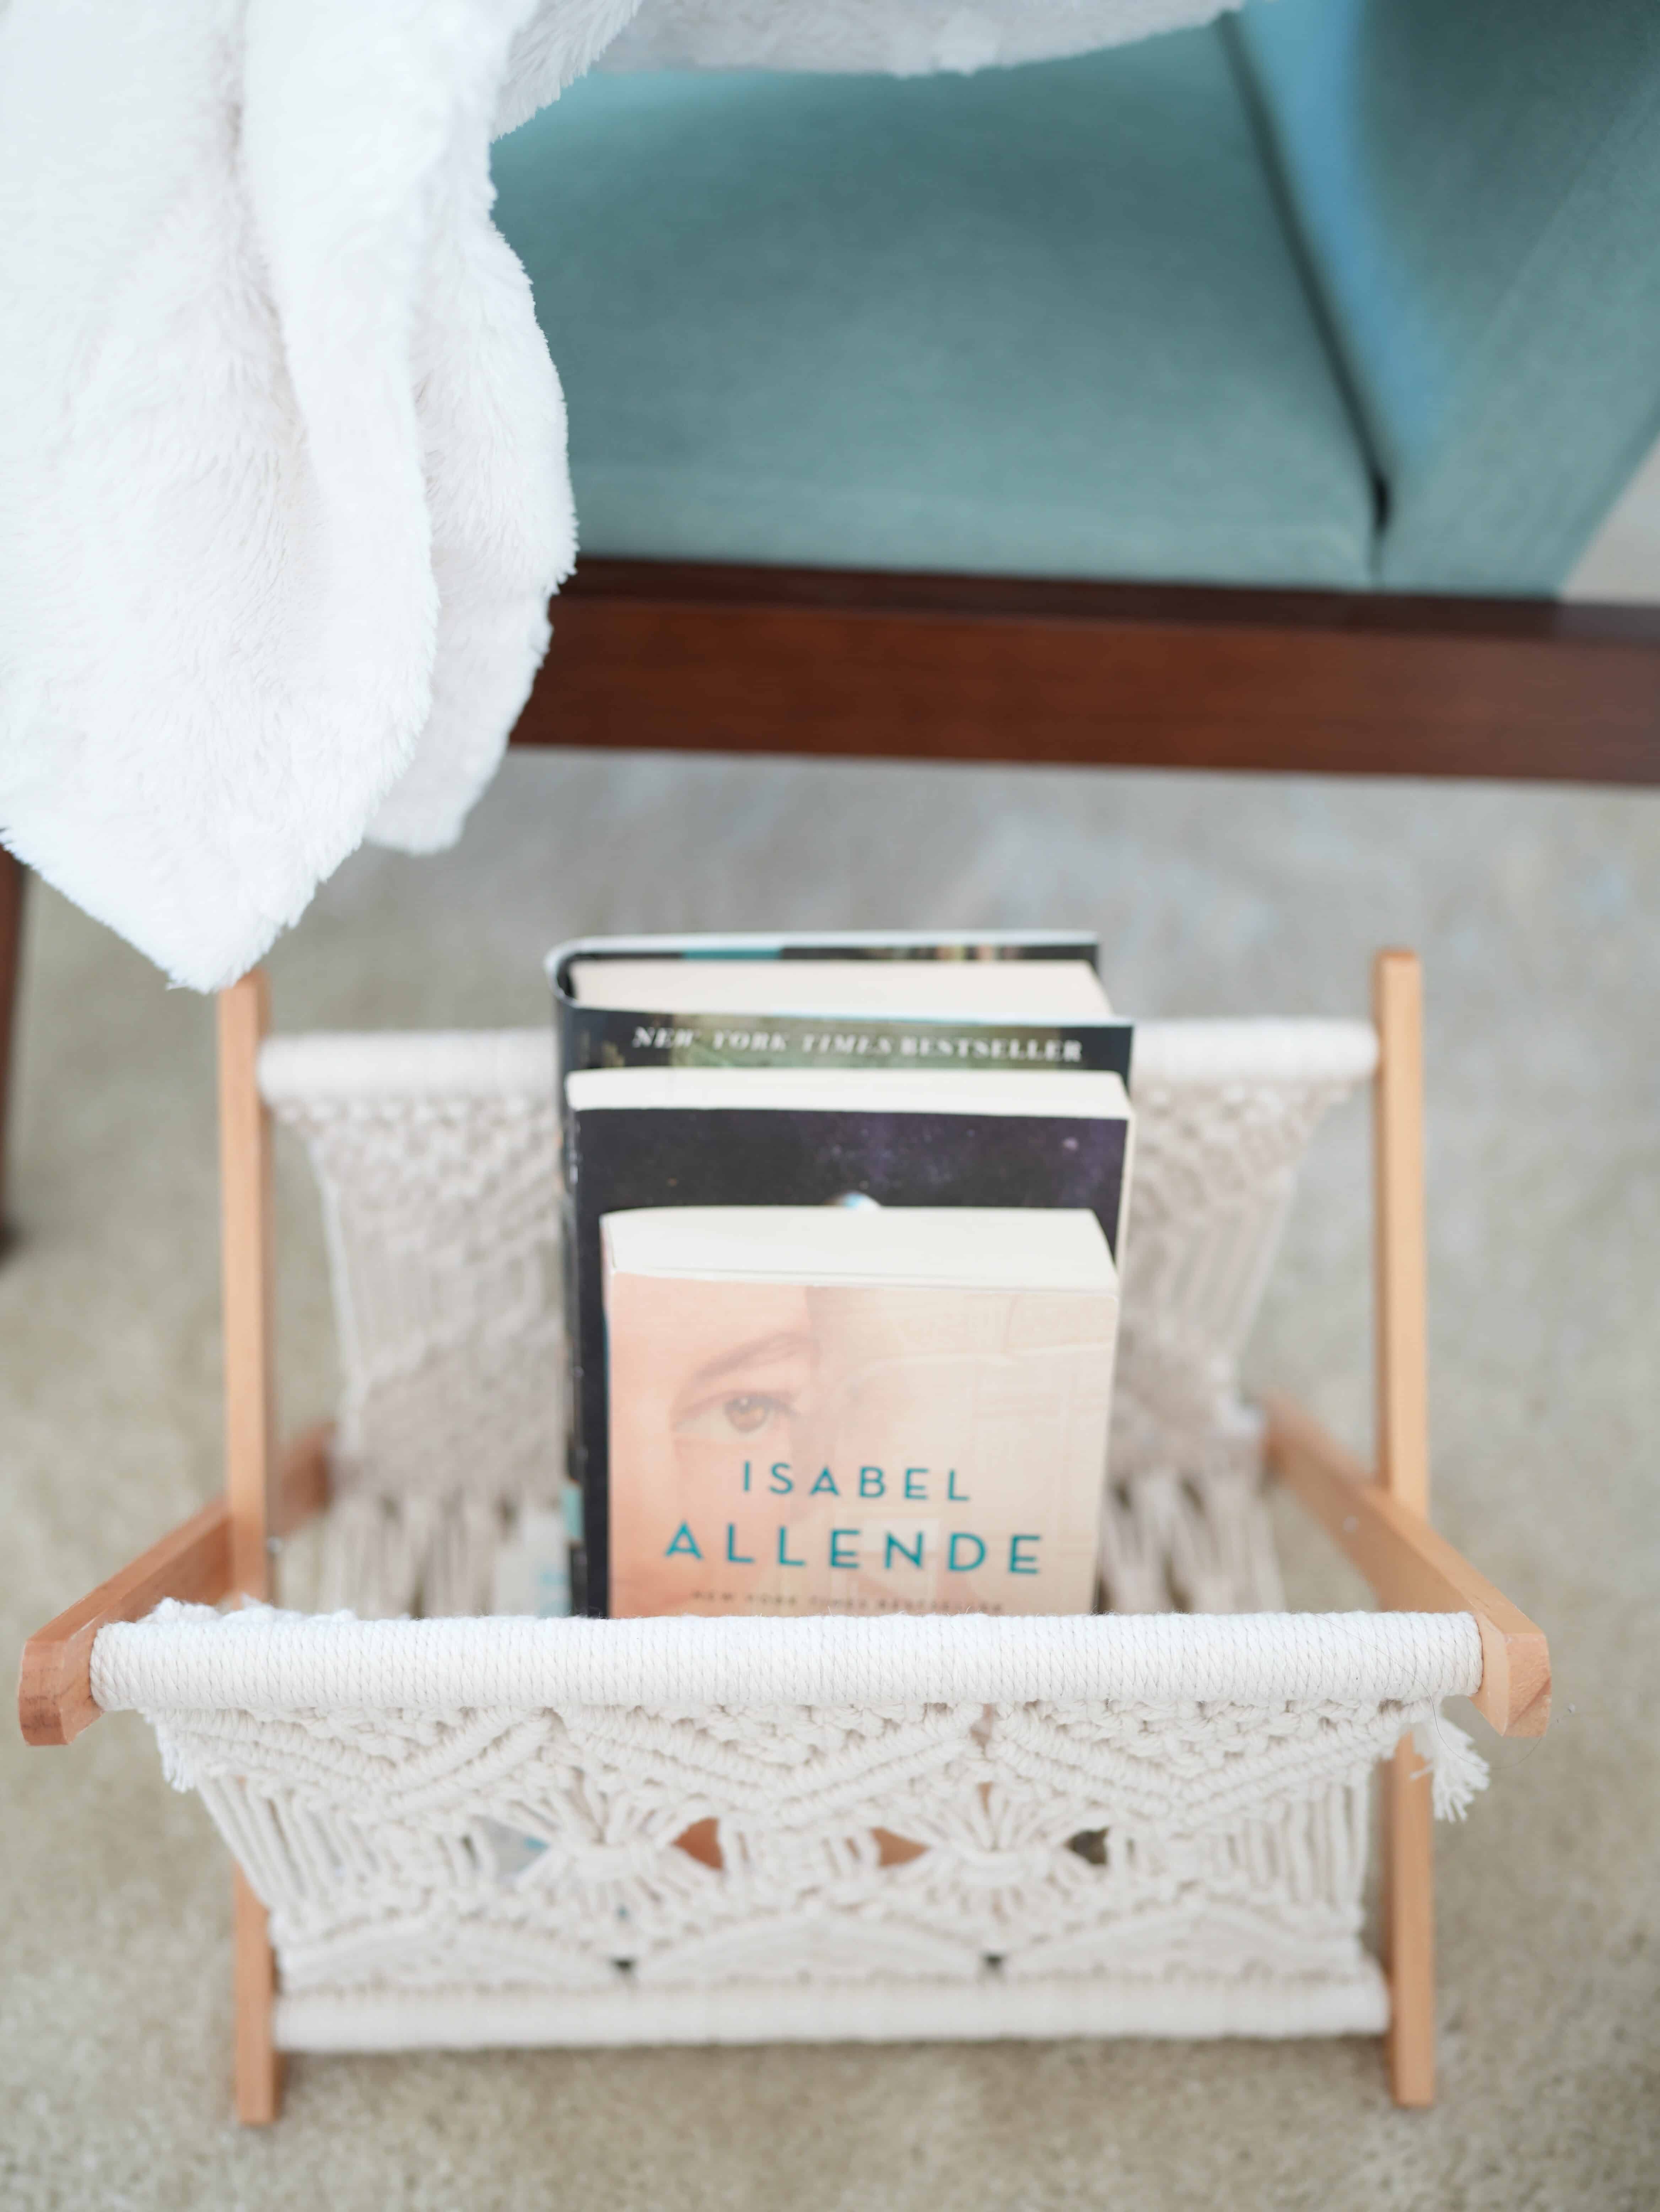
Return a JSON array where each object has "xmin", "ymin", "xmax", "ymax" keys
[{"xmin": 2, "ymin": 752, "xmax": 1657, "ymax": 2209}]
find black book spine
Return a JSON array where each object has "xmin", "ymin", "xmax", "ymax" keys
[
  {"xmin": 561, "ymin": 1003, "xmax": 1134, "ymax": 1086},
  {"xmin": 555, "ymin": 1000, "xmax": 595, "ymax": 1613}
]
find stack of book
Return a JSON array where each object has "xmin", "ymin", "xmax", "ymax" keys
[{"xmin": 548, "ymin": 932, "xmax": 1134, "ymax": 1621}]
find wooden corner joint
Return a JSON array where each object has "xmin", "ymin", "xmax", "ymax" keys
[
  {"xmin": 1263, "ymin": 1393, "xmax": 1550, "ymax": 1739},
  {"xmin": 16, "ymin": 1424, "xmax": 334, "ymax": 1750},
  {"xmin": 17, "ymin": 1497, "xmax": 232, "ymax": 1746}
]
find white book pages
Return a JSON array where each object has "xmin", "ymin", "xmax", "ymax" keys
[
  {"xmin": 603, "ymin": 1203, "xmax": 1115, "ymax": 1292},
  {"xmin": 568, "ymin": 956, "xmax": 1111, "ymax": 1020},
  {"xmin": 567, "ymin": 1066, "xmax": 1129, "ymax": 1121}
]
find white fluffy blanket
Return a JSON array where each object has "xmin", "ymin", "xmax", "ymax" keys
[{"xmin": 0, "ymin": 0, "xmax": 1234, "ymax": 989}]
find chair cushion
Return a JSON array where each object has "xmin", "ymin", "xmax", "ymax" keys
[
  {"xmin": 490, "ymin": 38, "xmax": 1375, "ymax": 586},
  {"xmin": 1235, "ymin": 0, "xmax": 1660, "ymax": 594}
]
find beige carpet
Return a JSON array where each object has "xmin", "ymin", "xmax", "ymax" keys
[{"xmin": 3, "ymin": 753, "xmax": 1657, "ymax": 2210}]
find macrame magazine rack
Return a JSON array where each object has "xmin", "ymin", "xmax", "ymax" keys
[{"xmin": 20, "ymin": 952, "xmax": 1549, "ymax": 2125}]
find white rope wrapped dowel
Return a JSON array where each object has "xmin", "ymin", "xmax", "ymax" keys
[
  {"xmin": 95, "ymin": 1603, "xmax": 1482, "ymax": 1717},
  {"xmin": 255, "ymin": 1020, "xmax": 1380, "ymax": 1105},
  {"xmin": 271, "ymin": 1971, "xmax": 1392, "ymax": 2053}
]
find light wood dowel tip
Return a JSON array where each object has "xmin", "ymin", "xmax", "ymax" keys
[
  {"xmin": 17, "ymin": 1636, "xmax": 98, "ymax": 1747},
  {"xmin": 1389, "ymin": 2060, "xmax": 1437, "ymax": 2109},
  {"xmin": 1493, "ymin": 1628, "xmax": 1553, "ymax": 1739},
  {"xmin": 17, "ymin": 1497, "xmax": 233, "ymax": 1747}
]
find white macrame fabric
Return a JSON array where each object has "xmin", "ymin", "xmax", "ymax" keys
[
  {"xmin": 263, "ymin": 1028, "xmax": 568, "ymax": 1619},
  {"xmin": 257, "ymin": 1016, "xmax": 1379, "ymax": 1620},
  {"xmin": 88, "ymin": 1008, "xmax": 1495, "ymax": 2053},
  {"xmin": 94, "ymin": 1604, "xmax": 1486, "ymax": 2051}
]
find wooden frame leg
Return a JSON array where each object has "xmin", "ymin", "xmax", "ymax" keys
[
  {"xmin": 219, "ymin": 972, "xmax": 276, "ymax": 1604},
  {"xmin": 1383, "ymin": 1740, "xmax": 1437, "ymax": 2107},
  {"xmin": 234, "ymin": 1869, "xmax": 283, "ymax": 2125},
  {"xmin": 1373, "ymin": 950, "xmax": 1437, "ymax": 2106},
  {"xmin": 0, "ymin": 847, "xmax": 26, "ymax": 1253},
  {"xmin": 221, "ymin": 975, "xmax": 282, "ymax": 2121}
]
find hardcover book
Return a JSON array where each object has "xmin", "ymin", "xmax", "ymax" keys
[
  {"xmin": 549, "ymin": 929, "xmax": 1134, "ymax": 1084},
  {"xmin": 602, "ymin": 1206, "xmax": 1117, "ymax": 1620}
]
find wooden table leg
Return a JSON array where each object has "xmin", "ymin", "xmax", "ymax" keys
[{"xmin": 0, "ymin": 847, "xmax": 26, "ymax": 1252}]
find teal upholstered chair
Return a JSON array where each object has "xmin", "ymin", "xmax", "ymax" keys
[
  {"xmin": 489, "ymin": 0, "xmax": 1660, "ymax": 780},
  {"xmin": 1, "ymin": 0, "xmax": 1658, "ymax": 1231}
]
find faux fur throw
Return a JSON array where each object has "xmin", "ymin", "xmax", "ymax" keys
[{"xmin": 0, "ymin": 0, "xmax": 1235, "ymax": 989}]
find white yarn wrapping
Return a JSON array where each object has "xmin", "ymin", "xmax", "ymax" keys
[
  {"xmin": 1411, "ymin": 1714, "xmax": 1489, "ymax": 1822},
  {"xmin": 98, "ymin": 1601, "xmax": 1479, "ymax": 1715}
]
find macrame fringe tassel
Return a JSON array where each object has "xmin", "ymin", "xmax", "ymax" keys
[{"xmin": 1413, "ymin": 1711, "xmax": 1490, "ymax": 1821}]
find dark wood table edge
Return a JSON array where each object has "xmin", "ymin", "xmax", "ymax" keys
[
  {"xmin": 0, "ymin": 846, "xmax": 25, "ymax": 1253},
  {"xmin": 513, "ymin": 560, "xmax": 1660, "ymax": 786}
]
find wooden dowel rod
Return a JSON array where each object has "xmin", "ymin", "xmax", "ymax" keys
[
  {"xmin": 1384, "ymin": 1744, "xmax": 1437, "ymax": 2108},
  {"xmin": 1372, "ymin": 948, "xmax": 1436, "ymax": 2106},
  {"xmin": 218, "ymin": 971, "xmax": 283, "ymax": 2123},
  {"xmin": 219, "ymin": 973, "xmax": 276, "ymax": 1601},
  {"xmin": 234, "ymin": 1867, "xmax": 283, "ymax": 2125},
  {"xmin": 1373, "ymin": 951, "xmax": 1430, "ymax": 1517}
]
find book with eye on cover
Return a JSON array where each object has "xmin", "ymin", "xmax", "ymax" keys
[{"xmin": 602, "ymin": 1206, "xmax": 1117, "ymax": 1620}]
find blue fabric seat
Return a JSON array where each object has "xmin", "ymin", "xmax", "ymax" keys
[
  {"xmin": 492, "ymin": 35, "xmax": 1376, "ymax": 587},
  {"xmin": 491, "ymin": 2, "xmax": 1660, "ymax": 594},
  {"xmin": 1235, "ymin": 0, "xmax": 1660, "ymax": 593}
]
